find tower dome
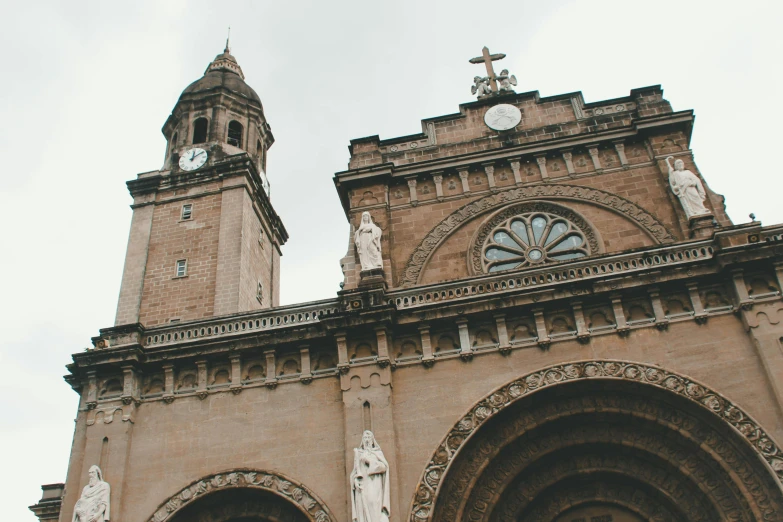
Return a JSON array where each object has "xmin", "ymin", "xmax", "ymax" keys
[
  {"xmin": 180, "ymin": 47, "xmax": 263, "ymax": 107},
  {"xmin": 161, "ymin": 44, "xmax": 273, "ymax": 177}
]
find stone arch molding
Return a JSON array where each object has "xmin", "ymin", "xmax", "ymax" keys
[
  {"xmin": 408, "ymin": 359, "xmax": 783, "ymax": 522},
  {"xmin": 149, "ymin": 469, "xmax": 336, "ymax": 522},
  {"xmin": 400, "ymin": 184, "xmax": 677, "ymax": 287}
]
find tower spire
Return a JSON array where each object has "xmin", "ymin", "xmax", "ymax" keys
[{"xmin": 225, "ymin": 26, "xmax": 231, "ymax": 53}]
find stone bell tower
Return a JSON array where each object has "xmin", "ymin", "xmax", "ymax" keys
[{"xmin": 113, "ymin": 44, "xmax": 287, "ymax": 328}]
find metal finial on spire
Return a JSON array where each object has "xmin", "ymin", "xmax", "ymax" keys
[{"xmin": 225, "ymin": 26, "xmax": 231, "ymax": 53}]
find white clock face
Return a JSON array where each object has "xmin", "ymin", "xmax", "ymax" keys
[
  {"xmin": 179, "ymin": 147, "xmax": 208, "ymax": 171},
  {"xmin": 484, "ymin": 104, "xmax": 522, "ymax": 131}
]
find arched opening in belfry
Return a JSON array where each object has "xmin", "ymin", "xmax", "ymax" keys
[
  {"xmin": 227, "ymin": 120, "xmax": 243, "ymax": 148},
  {"xmin": 419, "ymin": 368, "xmax": 783, "ymax": 522},
  {"xmin": 168, "ymin": 487, "xmax": 310, "ymax": 522},
  {"xmin": 192, "ymin": 118, "xmax": 208, "ymax": 144}
]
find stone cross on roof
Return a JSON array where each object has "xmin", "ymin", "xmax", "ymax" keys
[{"xmin": 469, "ymin": 46, "xmax": 507, "ymax": 93}]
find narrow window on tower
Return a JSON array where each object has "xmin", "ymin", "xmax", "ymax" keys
[
  {"xmin": 175, "ymin": 259, "xmax": 187, "ymax": 278},
  {"xmin": 192, "ymin": 118, "xmax": 208, "ymax": 144},
  {"xmin": 258, "ymin": 228, "xmax": 264, "ymax": 247},
  {"xmin": 257, "ymin": 281, "xmax": 264, "ymax": 304},
  {"xmin": 227, "ymin": 120, "xmax": 243, "ymax": 148},
  {"xmin": 181, "ymin": 204, "xmax": 193, "ymax": 220}
]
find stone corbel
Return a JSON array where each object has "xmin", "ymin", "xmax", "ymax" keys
[
  {"xmin": 120, "ymin": 364, "xmax": 140, "ymax": 405},
  {"xmin": 374, "ymin": 326, "xmax": 391, "ymax": 368},
  {"xmin": 610, "ymin": 295, "xmax": 630, "ymax": 336},
  {"xmin": 458, "ymin": 168, "xmax": 471, "ymax": 193},
  {"xmin": 264, "ymin": 350, "xmax": 278, "ymax": 388},
  {"xmin": 571, "ymin": 302, "xmax": 590, "ymax": 344},
  {"xmin": 196, "ymin": 360, "xmax": 208, "ymax": 399},
  {"xmin": 588, "ymin": 147, "xmax": 602, "ymax": 172},
  {"xmin": 509, "ymin": 159, "xmax": 523, "ymax": 184},
  {"xmin": 229, "ymin": 355, "xmax": 243, "ymax": 394},
  {"xmin": 299, "ymin": 346, "xmax": 312, "ymax": 384},
  {"xmin": 535, "ymin": 155, "xmax": 549, "ymax": 181},
  {"xmin": 687, "ymin": 282, "xmax": 708, "ymax": 324},
  {"xmin": 533, "ymin": 308, "xmax": 551, "ymax": 349},
  {"xmin": 407, "ymin": 177, "xmax": 418, "ymax": 206},
  {"xmin": 162, "ymin": 364, "xmax": 175, "ymax": 403},
  {"xmin": 731, "ymin": 269, "xmax": 754, "ymax": 310},
  {"xmin": 85, "ymin": 371, "xmax": 98, "ymax": 410},
  {"xmin": 418, "ymin": 324, "xmax": 435, "ymax": 367},
  {"xmin": 336, "ymin": 333, "xmax": 349, "ymax": 374},
  {"xmin": 432, "ymin": 171, "xmax": 444, "ymax": 201},
  {"xmin": 494, "ymin": 313, "xmax": 511, "ymax": 354},
  {"xmin": 613, "ymin": 140, "xmax": 629, "ymax": 169},
  {"xmin": 456, "ymin": 318, "xmax": 473, "ymax": 361},
  {"xmin": 562, "ymin": 150, "xmax": 576, "ymax": 176},
  {"xmin": 648, "ymin": 288, "xmax": 669, "ymax": 330},
  {"xmin": 482, "ymin": 162, "xmax": 497, "ymax": 191}
]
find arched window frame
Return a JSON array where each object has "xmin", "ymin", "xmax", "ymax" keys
[
  {"xmin": 227, "ymin": 120, "xmax": 243, "ymax": 148},
  {"xmin": 192, "ymin": 117, "xmax": 208, "ymax": 144}
]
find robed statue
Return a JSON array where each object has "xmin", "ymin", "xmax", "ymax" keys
[
  {"xmin": 354, "ymin": 212, "xmax": 383, "ymax": 271},
  {"xmin": 73, "ymin": 465, "xmax": 111, "ymax": 522},
  {"xmin": 665, "ymin": 156, "xmax": 710, "ymax": 218},
  {"xmin": 350, "ymin": 430, "xmax": 391, "ymax": 522}
]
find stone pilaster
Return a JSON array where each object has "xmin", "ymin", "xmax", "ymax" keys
[
  {"xmin": 264, "ymin": 350, "xmax": 277, "ymax": 388},
  {"xmin": 648, "ymin": 288, "xmax": 669, "ymax": 330},
  {"xmin": 483, "ymin": 162, "xmax": 496, "ymax": 190},
  {"xmin": 535, "ymin": 155, "xmax": 549, "ymax": 181},
  {"xmin": 588, "ymin": 147, "xmax": 602, "ymax": 171},
  {"xmin": 611, "ymin": 295, "xmax": 629, "ymax": 335},
  {"xmin": 229, "ymin": 354, "xmax": 242, "ymax": 393},
  {"xmin": 509, "ymin": 159, "xmax": 523, "ymax": 184},
  {"xmin": 458, "ymin": 168, "xmax": 471, "ymax": 193},
  {"xmin": 614, "ymin": 141, "xmax": 629, "ymax": 168},
  {"xmin": 418, "ymin": 324, "xmax": 435, "ymax": 366},
  {"xmin": 456, "ymin": 318, "xmax": 473, "ymax": 360},
  {"xmin": 407, "ymin": 177, "xmax": 418, "ymax": 206},
  {"xmin": 299, "ymin": 346, "xmax": 312, "ymax": 384},
  {"xmin": 432, "ymin": 171, "xmax": 444, "ymax": 200},
  {"xmin": 562, "ymin": 150, "xmax": 575, "ymax": 176}
]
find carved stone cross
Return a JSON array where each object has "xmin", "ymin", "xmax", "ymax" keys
[{"xmin": 469, "ymin": 46, "xmax": 507, "ymax": 92}]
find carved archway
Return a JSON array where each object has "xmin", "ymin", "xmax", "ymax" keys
[
  {"xmin": 409, "ymin": 360, "xmax": 783, "ymax": 522},
  {"xmin": 148, "ymin": 469, "xmax": 335, "ymax": 522},
  {"xmin": 400, "ymin": 185, "xmax": 678, "ymax": 286}
]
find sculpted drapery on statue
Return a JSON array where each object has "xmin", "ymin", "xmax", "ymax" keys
[
  {"xmin": 350, "ymin": 430, "xmax": 390, "ymax": 522},
  {"xmin": 666, "ymin": 156, "xmax": 711, "ymax": 218},
  {"xmin": 72, "ymin": 465, "xmax": 110, "ymax": 522},
  {"xmin": 354, "ymin": 212, "xmax": 383, "ymax": 271}
]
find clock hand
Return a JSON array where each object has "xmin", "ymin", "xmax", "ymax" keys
[
  {"xmin": 190, "ymin": 150, "xmax": 196, "ymax": 161},
  {"xmin": 193, "ymin": 151, "xmax": 204, "ymax": 158}
]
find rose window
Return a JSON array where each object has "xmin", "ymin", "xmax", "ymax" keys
[{"xmin": 483, "ymin": 212, "xmax": 589, "ymax": 273}]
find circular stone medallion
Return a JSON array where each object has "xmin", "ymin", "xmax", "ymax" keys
[{"xmin": 484, "ymin": 104, "xmax": 522, "ymax": 131}]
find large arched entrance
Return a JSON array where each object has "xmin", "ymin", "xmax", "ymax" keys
[
  {"xmin": 410, "ymin": 361, "xmax": 783, "ymax": 522},
  {"xmin": 147, "ymin": 470, "xmax": 334, "ymax": 522}
]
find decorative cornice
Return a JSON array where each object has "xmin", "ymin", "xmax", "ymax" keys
[
  {"xmin": 148, "ymin": 469, "xmax": 335, "ymax": 522},
  {"xmin": 400, "ymin": 185, "xmax": 677, "ymax": 287},
  {"xmin": 408, "ymin": 359, "xmax": 783, "ymax": 522}
]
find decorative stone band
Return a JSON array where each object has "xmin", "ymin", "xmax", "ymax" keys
[
  {"xmin": 148, "ymin": 469, "xmax": 335, "ymax": 522},
  {"xmin": 408, "ymin": 360, "xmax": 783, "ymax": 522},
  {"xmin": 400, "ymin": 184, "xmax": 677, "ymax": 287},
  {"xmin": 390, "ymin": 240, "xmax": 714, "ymax": 310}
]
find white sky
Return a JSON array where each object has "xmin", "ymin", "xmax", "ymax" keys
[{"xmin": 1, "ymin": 0, "xmax": 781, "ymax": 519}]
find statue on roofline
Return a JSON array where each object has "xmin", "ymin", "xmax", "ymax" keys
[
  {"xmin": 471, "ymin": 76, "xmax": 493, "ymax": 98},
  {"xmin": 665, "ymin": 156, "xmax": 711, "ymax": 219},
  {"xmin": 497, "ymin": 69, "xmax": 517, "ymax": 92}
]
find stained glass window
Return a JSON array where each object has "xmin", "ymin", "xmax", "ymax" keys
[{"xmin": 482, "ymin": 212, "xmax": 590, "ymax": 273}]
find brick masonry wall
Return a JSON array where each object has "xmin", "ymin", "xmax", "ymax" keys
[{"xmin": 137, "ymin": 190, "xmax": 223, "ymax": 326}]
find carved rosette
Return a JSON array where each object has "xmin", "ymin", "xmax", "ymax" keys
[
  {"xmin": 401, "ymin": 185, "xmax": 677, "ymax": 287},
  {"xmin": 408, "ymin": 360, "xmax": 783, "ymax": 522},
  {"xmin": 148, "ymin": 469, "xmax": 336, "ymax": 522}
]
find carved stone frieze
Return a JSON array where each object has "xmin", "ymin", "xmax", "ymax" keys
[
  {"xmin": 408, "ymin": 360, "xmax": 783, "ymax": 522},
  {"xmin": 148, "ymin": 469, "xmax": 336, "ymax": 522},
  {"xmin": 400, "ymin": 185, "xmax": 677, "ymax": 287}
]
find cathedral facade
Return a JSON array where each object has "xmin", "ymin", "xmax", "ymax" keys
[{"xmin": 30, "ymin": 46, "xmax": 783, "ymax": 522}]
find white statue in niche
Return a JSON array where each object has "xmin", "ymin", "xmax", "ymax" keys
[
  {"xmin": 350, "ymin": 430, "xmax": 391, "ymax": 522},
  {"xmin": 354, "ymin": 211, "xmax": 383, "ymax": 271},
  {"xmin": 666, "ymin": 156, "xmax": 711, "ymax": 218},
  {"xmin": 73, "ymin": 465, "xmax": 111, "ymax": 522}
]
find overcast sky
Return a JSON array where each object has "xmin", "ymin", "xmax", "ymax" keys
[{"xmin": 2, "ymin": 0, "xmax": 782, "ymax": 519}]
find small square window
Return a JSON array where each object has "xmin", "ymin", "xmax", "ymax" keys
[
  {"xmin": 181, "ymin": 204, "xmax": 193, "ymax": 220},
  {"xmin": 176, "ymin": 259, "xmax": 187, "ymax": 277}
]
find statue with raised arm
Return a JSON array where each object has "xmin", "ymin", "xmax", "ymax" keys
[
  {"xmin": 73, "ymin": 465, "xmax": 111, "ymax": 522},
  {"xmin": 666, "ymin": 156, "xmax": 711, "ymax": 218},
  {"xmin": 350, "ymin": 430, "xmax": 391, "ymax": 522},
  {"xmin": 496, "ymin": 69, "xmax": 517, "ymax": 92},
  {"xmin": 471, "ymin": 76, "xmax": 492, "ymax": 98},
  {"xmin": 354, "ymin": 211, "xmax": 383, "ymax": 271}
]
